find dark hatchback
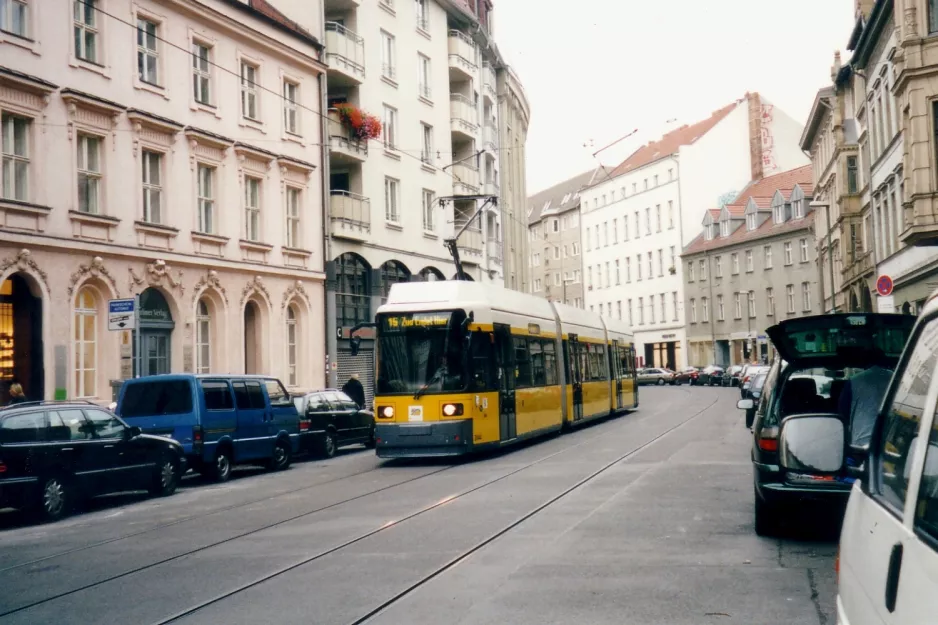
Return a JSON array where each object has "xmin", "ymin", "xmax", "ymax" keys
[
  {"xmin": 742, "ymin": 313, "xmax": 915, "ymax": 536},
  {"xmin": 0, "ymin": 401, "xmax": 184, "ymax": 521},
  {"xmin": 294, "ymin": 390, "xmax": 376, "ymax": 458}
]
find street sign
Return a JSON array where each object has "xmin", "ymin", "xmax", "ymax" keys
[
  {"xmin": 876, "ymin": 274, "xmax": 894, "ymax": 297},
  {"xmin": 108, "ymin": 298, "xmax": 136, "ymax": 331},
  {"xmin": 877, "ymin": 295, "xmax": 895, "ymax": 314}
]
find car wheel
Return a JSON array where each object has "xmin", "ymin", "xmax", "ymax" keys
[
  {"xmin": 212, "ymin": 448, "xmax": 233, "ymax": 482},
  {"xmin": 36, "ymin": 475, "xmax": 70, "ymax": 522},
  {"xmin": 657, "ymin": 378, "xmax": 665, "ymax": 386},
  {"xmin": 754, "ymin": 494, "xmax": 779, "ymax": 537},
  {"xmin": 320, "ymin": 431, "xmax": 337, "ymax": 458},
  {"xmin": 149, "ymin": 455, "xmax": 179, "ymax": 497},
  {"xmin": 364, "ymin": 425, "xmax": 377, "ymax": 449},
  {"xmin": 268, "ymin": 438, "xmax": 292, "ymax": 471}
]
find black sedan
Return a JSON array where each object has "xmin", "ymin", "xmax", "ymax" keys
[
  {"xmin": 294, "ymin": 390, "xmax": 376, "ymax": 458},
  {"xmin": 697, "ymin": 365, "xmax": 725, "ymax": 386}
]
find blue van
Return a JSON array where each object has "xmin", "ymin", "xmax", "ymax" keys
[{"xmin": 116, "ymin": 375, "xmax": 300, "ymax": 482}]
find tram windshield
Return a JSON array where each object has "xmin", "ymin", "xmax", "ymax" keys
[{"xmin": 376, "ymin": 310, "xmax": 471, "ymax": 395}]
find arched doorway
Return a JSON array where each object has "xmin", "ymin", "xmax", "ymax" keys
[
  {"xmin": 419, "ymin": 266, "xmax": 444, "ymax": 282},
  {"xmin": 244, "ymin": 300, "xmax": 261, "ymax": 374},
  {"xmin": 0, "ymin": 274, "xmax": 43, "ymax": 403},
  {"xmin": 137, "ymin": 287, "xmax": 174, "ymax": 376},
  {"xmin": 860, "ymin": 285, "xmax": 873, "ymax": 312},
  {"xmin": 849, "ymin": 290, "xmax": 859, "ymax": 312},
  {"xmin": 380, "ymin": 260, "xmax": 411, "ymax": 303}
]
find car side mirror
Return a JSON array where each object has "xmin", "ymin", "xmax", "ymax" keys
[
  {"xmin": 737, "ymin": 399, "xmax": 754, "ymax": 411},
  {"xmin": 779, "ymin": 415, "xmax": 845, "ymax": 473},
  {"xmin": 126, "ymin": 426, "xmax": 142, "ymax": 439}
]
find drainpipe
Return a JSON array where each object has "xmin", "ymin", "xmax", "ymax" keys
[
  {"xmin": 705, "ymin": 248, "xmax": 716, "ymax": 366},
  {"xmin": 824, "ymin": 203, "xmax": 836, "ymax": 313},
  {"xmin": 319, "ymin": 55, "xmax": 337, "ymax": 388}
]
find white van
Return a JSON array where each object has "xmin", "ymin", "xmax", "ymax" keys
[{"xmin": 837, "ymin": 296, "xmax": 938, "ymax": 624}]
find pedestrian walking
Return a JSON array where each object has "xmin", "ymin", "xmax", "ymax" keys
[
  {"xmin": 342, "ymin": 373, "xmax": 366, "ymax": 409},
  {"xmin": 6, "ymin": 383, "xmax": 27, "ymax": 406}
]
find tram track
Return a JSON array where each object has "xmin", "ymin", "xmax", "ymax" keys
[{"xmin": 145, "ymin": 395, "xmax": 716, "ymax": 625}]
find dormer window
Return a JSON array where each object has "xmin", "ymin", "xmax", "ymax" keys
[
  {"xmin": 720, "ymin": 219, "xmax": 729, "ymax": 237},
  {"xmin": 793, "ymin": 198, "xmax": 804, "ymax": 219},
  {"xmin": 704, "ymin": 224, "xmax": 713, "ymax": 241},
  {"xmin": 746, "ymin": 213, "xmax": 756, "ymax": 231},
  {"xmin": 561, "ymin": 193, "xmax": 571, "ymax": 204},
  {"xmin": 775, "ymin": 203, "xmax": 791, "ymax": 224}
]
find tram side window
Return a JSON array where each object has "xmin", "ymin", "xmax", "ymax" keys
[
  {"xmin": 579, "ymin": 344, "xmax": 591, "ymax": 382},
  {"xmin": 530, "ymin": 341, "xmax": 546, "ymax": 386},
  {"xmin": 544, "ymin": 341, "xmax": 558, "ymax": 385},
  {"xmin": 470, "ymin": 331, "xmax": 496, "ymax": 391},
  {"xmin": 562, "ymin": 341, "xmax": 571, "ymax": 383},
  {"xmin": 514, "ymin": 337, "xmax": 532, "ymax": 388}
]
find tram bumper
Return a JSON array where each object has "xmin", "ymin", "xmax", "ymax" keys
[{"xmin": 375, "ymin": 420, "xmax": 473, "ymax": 458}]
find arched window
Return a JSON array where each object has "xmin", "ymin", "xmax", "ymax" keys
[
  {"xmin": 286, "ymin": 304, "xmax": 298, "ymax": 386},
  {"xmin": 74, "ymin": 287, "xmax": 97, "ymax": 398},
  {"xmin": 336, "ymin": 253, "xmax": 370, "ymax": 327},
  {"xmin": 419, "ymin": 266, "xmax": 444, "ymax": 282},
  {"xmin": 196, "ymin": 299, "xmax": 211, "ymax": 374},
  {"xmin": 380, "ymin": 260, "xmax": 411, "ymax": 302}
]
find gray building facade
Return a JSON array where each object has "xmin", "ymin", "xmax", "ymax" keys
[
  {"xmin": 527, "ymin": 170, "xmax": 598, "ymax": 307},
  {"xmin": 682, "ymin": 166, "xmax": 821, "ymax": 367}
]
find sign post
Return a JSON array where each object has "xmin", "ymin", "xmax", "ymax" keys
[
  {"xmin": 108, "ymin": 297, "xmax": 142, "ymax": 377},
  {"xmin": 876, "ymin": 275, "xmax": 895, "ymax": 314},
  {"xmin": 135, "ymin": 294, "xmax": 141, "ymax": 378}
]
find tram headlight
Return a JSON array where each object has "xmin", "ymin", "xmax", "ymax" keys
[
  {"xmin": 380, "ymin": 406, "xmax": 395, "ymax": 419},
  {"xmin": 442, "ymin": 403, "xmax": 463, "ymax": 416}
]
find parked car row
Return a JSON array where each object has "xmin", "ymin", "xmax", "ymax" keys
[{"xmin": 0, "ymin": 375, "xmax": 375, "ymax": 522}]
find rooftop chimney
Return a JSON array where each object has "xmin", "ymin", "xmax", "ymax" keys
[
  {"xmin": 747, "ymin": 92, "xmax": 764, "ymax": 182},
  {"xmin": 831, "ymin": 50, "xmax": 842, "ymax": 82}
]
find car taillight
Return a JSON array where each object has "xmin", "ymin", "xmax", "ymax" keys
[
  {"xmin": 758, "ymin": 426, "xmax": 779, "ymax": 452},
  {"xmin": 0, "ymin": 461, "xmax": 6, "ymax": 474},
  {"xmin": 193, "ymin": 426, "xmax": 204, "ymax": 448},
  {"xmin": 299, "ymin": 419, "xmax": 310, "ymax": 432}
]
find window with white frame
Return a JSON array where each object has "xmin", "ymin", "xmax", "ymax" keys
[
  {"xmin": 637, "ymin": 256, "xmax": 643, "ymax": 280},
  {"xmin": 699, "ymin": 258, "xmax": 707, "ymax": 280},
  {"xmin": 136, "ymin": 18, "xmax": 159, "ymax": 85},
  {"xmin": 415, "ymin": 0, "xmax": 429, "ymax": 30},
  {"xmin": 668, "ymin": 200, "xmax": 674, "ymax": 229},
  {"xmin": 1, "ymin": 113, "xmax": 30, "ymax": 201},
  {"xmin": 572, "ymin": 242, "xmax": 579, "ymax": 255},
  {"xmin": 701, "ymin": 296, "xmax": 709, "ymax": 322},
  {"xmin": 670, "ymin": 246, "xmax": 675, "ymax": 271},
  {"xmin": 784, "ymin": 242, "xmax": 793, "ymax": 265},
  {"xmin": 240, "ymin": 62, "xmax": 259, "ymax": 120},
  {"xmin": 687, "ymin": 261, "xmax": 694, "ymax": 281},
  {"xmin": 285, "ymin": 187, "xmax": 300, "ymax": 248},
  {"xmin": 764, "ymin": 245, "xmax": 773, "ymax": 268},
  {"xmin": 746, "ymin": 212, "xmax": 756, "ymax": 231},
  {"xmin": 645, "ymin": 207, "xmax": 651, "ymax": 235},
  {"xmin": 672, "ymin": 292, "xmax": 679, "ymax": 321},
  {"xmin": 74, "ymin": 287, "xmax": 97, "ymax": 398},
  {"xmin": 720, "ymin": 218, "xmax": 729, "ymax": 237},
  {"xmin": 766, "ymin": 288, "xmax": 774, "ymax": 316},
  {"xmin": 794, "ymin": 197, "xmax": 804, "ymax": 219},
  {"xmin": 774, "ymin": 202, "xmax": 785, "ymax": 224},
  {"xmin": 77, "ymin": 133, "xmax": 102, "ymax": 214},
  {"xmin": 283, "ymin": 80, "xmax": 299, "ymax": 135},
  {"xmin": 195, "ymin": 299, "xmax": 211, "ymax": 374},
  {"xmin": 603, "ymin": 222, "xmax": 608, "ymax": 245},
  {"xmin": 745, "ymin": 249, "xmax": 753, "ymax": 272},
  {"xmin": 705, "ymin": 222, "xmax": 713, "ymax": 241},
  {"xmin": 141, "ymin": 150, "xmax": 162, "ymax": 224},
  {"xmin": 647, "ymin": 252, "xmax": 653, "ymax": 278},
  {"xmin": 384, "ymin": 176, "xmax": 399, "ymax": 222},
  {"xmin": 656, "ymin": 204, "xmax": 661, "ymax": 232},
  {"xmin": 422, "ymin": 188, "xmax": 435, "ymax": 231},
  {"xmin": 612, "ymin": 218, "xmax": 618, "ymax": 244},
  {"xmin": 731, "ymin": 253, "xmax": 739, "ymax": 274},
  {"xmin": 802, "ymin": 282, "xmax": 811, "ymax": 311},
  {"xmin": 615, "ymin": 259, "xmax": 620, "ymax": 285},
  {"xmin": 800, "ymin": 238, "xmax": 808, "ymax": 262},
  {"xmin": 286, "ymin": 304, "xmax": 298, "ymax": 386},
  {"xmin": 717, "ymin": 294, "xmax": 724, "ymax": 321},
  {"xmin": 192, "ymin": 43, "xmax": 212, "ymax": 105},
  {"xmin": 786, "ymin": 284, "xmax": 795, "ymax": 313},
  {"xmin": 197, "ymin": 164, "xmax": 214, "ymax": 233},
  {"xmin": 658, "ymin": 249, "xmax": 664, "ymax": 276},
  {"xmin": 714, "ymin": 255, "xmax": 722, "ymax": 277},
  {"xmin": 623, "ymin": 216, "xmax": 629, "ymax": 240},
  {"xmin": 0, "ymin": 0, "xmax": 27, "ymax": 37},
  {"xmin": 244, "ymin": 176, "xmax": 261, "ymax": 241},
  {"xmin": 748, "ymin": 291, "xmax": 755, "ymax": 318},
  {"xmin": 734, "ymin": 292, "xmax": 742, "ymax": 319},
  {"xmin": 690, "ymin": 298, "xmax": 697, "ymax": 323},
  {"xmin": 554, "ymin": 219, "xmax": 560, "ymax": 233},
  {"xmin": 649, "ymin": 294, "xmax": 655, "ymax": 323},
  {"xmin": 74, "ymin": 0, "xmax": 98, "ymax": 63},
  {"xmin": 381, "ymin": 31, "xmax": 396, "ymax": 80},
  {"xmin": 418, "ymin": 54, "xmax": 431, "ymax": 99},
  {"xmin": 625, "ymin": 257, "xmax": 631, "ymax": 282},
  {"xmin": 634, "ymin": 211, "xmax": 640, "ymax": 237},
  {"xmin": 554, "ymin": 272, "xmax": 561, "ymax": 287},
  {"xmin": 383, "ymin": 104, "xmax": 398, "ymax": 149},
  {"xmin": 660, "ymin": 292, "xmax": 666, "ymax": 320}
]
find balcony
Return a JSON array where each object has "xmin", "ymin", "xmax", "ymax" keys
[
  {"xmin": 482, "ymin": 63, "xmax": 497, "ymax": 102},
  {"xmin": 330, "ymin": 191, "xmax": 371, "ymax": 241},
  {"xmin": 842, "ymin": 250, "xmax": 874, "ymax": 286},
  {"xmin": 450, "ymin": 94, "xmax": 477, "ymax": 142},
  {"xmin": 324, "ymin": 0, "xmax": 360, "ymax": 10},
  {"xmin": 328, "ymin": 110, "xmax": 368, "ymax": 164},
  {"xmin": 487, "ymin": 239, "xmax": 503, "ymax": 264},
  {"xmin": 457, "ymin": 227, "xmax": 483, "ymax": 262},
  {"xmin": 483, "ymin": 180, "xmax": 499, "ymax": 197},
  {"xmin": 325, "ymin": 22, "xmax": 365, "ymax": 85},
  {"xmin": 448, "ymin": 30, "xmax": 477, "ymax": 81},
  {"xmin": 452, "ymin": 162, "xmax": 480, "ymax": 195},
  {"xmin": 482, "ymin": 123, "xmax": 498, "ymax": 151}
]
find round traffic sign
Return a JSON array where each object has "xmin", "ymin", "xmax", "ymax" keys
[{"xmin": 876, "ymin": 274, "xmax": 894, "ymax": 297}]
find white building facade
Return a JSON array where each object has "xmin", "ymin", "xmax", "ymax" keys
[
  {"xmin": 580, "ymin": 93, "xmax": 809, "ymax": 369},
  {"xmin": 0, "ymin": 0, "xmax": 327, "ymax": 403}
]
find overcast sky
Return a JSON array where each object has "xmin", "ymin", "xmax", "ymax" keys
[{"xmin": 492, "ymin": 0, "xmax": 857, "ymax": 195}]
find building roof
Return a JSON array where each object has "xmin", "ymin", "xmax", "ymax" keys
[
  {"xmin": 800, "ymin": 86, "xmax": 835, "ymax": 151},
  {"xmin": 683, "ymin": 212, "xmax": 814, "ymax": 257},
  {"xmin": 723, "ymin": 165, "xmax": 814, "ymax": 215},
  {"xmin": 527, "ymin": 169, "xmax": 599, "ymax": 225},
  {"xmin": 601, "ymin": 98, "xmax": 745, "ymax": 180},
  {"xmin": 221, "ymin": 0, "xmax": 322, "ymax": 50}
]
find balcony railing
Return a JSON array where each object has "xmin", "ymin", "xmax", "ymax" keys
[
  {"xmin": 327, "ymin": 109, "xmax": 368, "ymax": 161},
  {"xmin": 457, "ymin": 226, "xmax": 483, "ymax": 257},
  {"xmin": 330, "ymin": 190, "xmax": 371, "ymax": 239},
  {"xmin": 450, "ymin": 94, "xmax": 477, "ymax": 139},
  {"xmin": 452, "ymin": 162, "xmax": 480, "ymax": 192},
  {"xmin": 482, "ymin": 63, "xmax": 497, "ymax": 100},
  {"xmin": 483, "ymin": 123, "xmax": 498, "ymax": 150},
  {"xmin": 483, "ymin": 180, "xmax": 499, "ymax": 196},
  {"xmin": 448, "ymin": 30, "xmax": 477, "ymax": 77},
  {"xmin": 325, "ymin": 22, "xmax": 365, "ymax": 83},
  {"xmin": 487, "ymin": 239, "xmax": 503, "ymax": 262}
]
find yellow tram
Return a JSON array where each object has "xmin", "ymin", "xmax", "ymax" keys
[{"xmin": 372, "ymin": 281, "xmax": 638, "ymax": 458}]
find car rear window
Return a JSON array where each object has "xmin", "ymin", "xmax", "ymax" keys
[
  {"xmin": 0, "ymin": 411, "xmax": 45, "ymax": 444},
  {"xmin": 121, "ymin": 380, "xmax": 193, "ymax": 418}
]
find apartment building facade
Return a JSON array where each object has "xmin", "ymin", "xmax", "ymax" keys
[
  {"xmin": 0, "ymin": 0, "xmax": 326, "ymax": 403},
  {"xmin": 682, "ymin": 167, "xmax": 820, "ymax": 367},
  {"xmin": 526, "ymin": 170, "xmax": 597, "ymax": 308},
  {"xmin": 317, "ymin": 0, "xmax": 527, "ymax": 393},
  {"xmin": 498, "ymin": 66, "xmax": 532, "ymax": 293},
  {"xmin": 580, "ymin": 94, "xmax": 809, "ymax": 369}
]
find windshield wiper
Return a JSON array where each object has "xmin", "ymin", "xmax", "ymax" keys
[{"xmin": 414, "ymin": 366, "xmax": 446, "ymax": 400}]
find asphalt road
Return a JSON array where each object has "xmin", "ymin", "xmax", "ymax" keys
[{"xmin": 0, "ymin": 385, "xmax": 838, "ymax": 625}]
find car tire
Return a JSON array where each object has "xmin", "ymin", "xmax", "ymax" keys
[
  {"xmin": 320, "ymin": 431, "xmax": 337, "ymax": 458},
  {"xmin": 35, "ymin": 475, "xmax": 70, "ymax": 522},
  {"xmin": 211, "ymin": 448, "xmax": 233, "ymax": 482},
  {"xmin": 364, "ymin": 426, "xmax": 377, "ymax": 449},
  {"xmin": 268, "ymin": 438, "xmax": 292, "ymax": 472},
  {"xmin": 754, "ymin": 494, "xmax": 779, "ymax": 537},
  {"xmin": 657, "ymin": 378, "xmax": 665, "ymax": 386},
  {"xmin": 150, "ymin": 455, "xmax": 180, "ymax": 497}
]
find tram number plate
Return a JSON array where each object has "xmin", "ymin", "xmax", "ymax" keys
[{"xmin": 408, "ymin": 406, "xmax": 424, "ymax": 422}]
